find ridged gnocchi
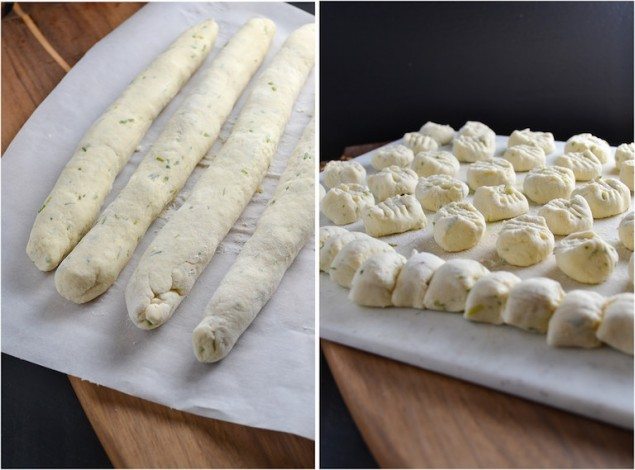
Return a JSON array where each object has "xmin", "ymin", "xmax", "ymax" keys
[
  {"xmin": 564, "ymin": 133, "xmax": 610, "ymax": 164},
  {"xmin": 507, "ymin": 128, "xmax": 555, "ymax": 154},
  {"xmin": 433, "ymin": 201, "xmax": 485, "ymax": 252},
  {"xmin": 522, "ymin": 166, "xmax": 575, "ymax": 204},
  {"xmin": 403, "ymin": 132, "xmax": 439, "ymax": 154},
  {"xmin": 323, "ymin": 160, "xmax": 367, "ymax": 188},
  {"xmin": 502, "ymin": 144, "xmax": 546, "ymax": 171},
  {"xmin": 554, "ymin": 150, "xmax": 602, "ymax": 181},
  {"xmin": 362, "ymin": 194, "xmax": 426, "ymax": 237},
  {"xmin": 538, "ymin": 195, "xmax": 593, "ymax": 235},
  {"xmin": 371, "ymin": 144, "xmax": 414, "ymax": 170},
  {"xmin": 473, "ymin": 184, "xmax": 528, "ymax": 222},
  {"xmin": 415, "ymin": 174, "xmax": 469, "ymax": 212},
  {"xmin": 496, "ymin": 214, "xmax": 554, "ymax": 267},
  {"xmin": 419, "ymin": 121, "xmax": 455, "ymax": 145},
  {"xmin": 321, "ymin": 183, "xmax": 375, "ymax": 225},
  {"xmin": 571, "ymin": 177, "xmax": 631, "ymax": 219},
  {"xmin": 466, "ymin": 157, "xmax": 516, "ymax": 190},
  {"xmin": 367, "ymin": 165, "xmax": 418, "ymax": 202},
  {"xmin": 412, "ymin": 150, "xmax": 460, "ymax": 177},
  {"xmin": 555, "ymin": 231, "xmax": 618, "ymax": 284}
]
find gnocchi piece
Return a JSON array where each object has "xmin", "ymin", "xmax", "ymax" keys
[
  {"xmin": 620, "ymin": 160, "xmax": 634, "ymax": 191},
  {"xmin": 433, "ymin": 201, "xmax": 486, "ymax": 252},
  {"xmin": 419, "ymin": 121, "xmax": 455, "ymax": 145},
  {"xmin": 453, "ymin": 134, "xmax": 495, "ymax": 163},
  {"xmin": 538, "ymin": 195, "xmax": 593, "ymax": 235},
  {"xmin": 571, "ymin": 177, "xmax": 631, "ymax": 219},
  {"xmin": 618, "ymin": 212, "xmax": 634, "ymax": 251},
  {"xmin": 496, "ymin": 214, "xmax": 554, "ymax": 267},
  {"xmin": 554, "ymin": 150, "xmax": 602, "ymax": 181},
  {"xmin": 464, "ymin": 271, "xmax": 521, "ymax": 325},
  {"xmin": 415, "ymin": 174, "xmax": 469, "ymax": 212},
  {"xmin": 466, "ymin": 158, "xmax": 516, "ymax": 190},
  {"xmin": 319, "ymin": 231, "xmax": 371, "ymax": 271},
  {"xmin": 323, "ymin": 160, "xmax": 367, "ymax": 189},
  {"xmin": 523, "ymin": 166, "xmax": 575, "ymax": 204},
  {"xmin": 458, "ymin": 121, "xmax": 496, "ymax": 140},
  {"xmin": 321, "ymin": 183, "xmax": 375, "ymax": 225},
  {"xmin": 367, "ymin": 165, "xmax": 418, "ymax": 202},
  {"xmin": 319, "ymin": 183, "xmax": 326, "ymax": 201},
  {"xmin": 362, "ymin": 194, "xmax": 426, "ymax": 237},
  {"xmin": 423, "ymin": 259, "xmax": 490, "ymax": 312},
  {"xmin": 391, "ymin": 250, "xmax": 445, "ymax": 308},
  {"xmin": 596, "ymin": 293, "xmax": 634, "ymax": 355},
  {"xmin": 349, "ymin": 251, "xmax": 407, "ymax": 307},
  {"xmin": 502, "ymin": 144, "xmax": 546, "ymax": 172},
  {"xmin": 412, "ymin": 150, "xmax": 460, "ymax": 177},
  {"xmin": 329, "ymin": 238, "xmax": 394, "ymax": 288},
  {"xmin": 615, "ymin": 143, "xmax": 635, "ymax": 170},
  {"xmin": 403, "ymin": 132, "xmax": 439, "ymax": 154},
  {"xmin": 507, "ymin": 128, "xmax": 555, "ymax": 154},
  {"xmin": 319, "ymin": 226, "xmax": 348, "ymax": 249},
  {"xmin": 502, "ymin": 278, "xmax": 565, "ymax": 334},
  {"xmin": 371, "ymin": 144, "xmax": 414, "ymax": 170},
  {"xmin": 473, "ymin": 184, "xmax": 528, "ymax": 222},
  {"xmin": 554, "ymin": 231, "xmax": 618, "ymax": 284},
  {"xmin": 547, "ymin": 290, "xmax": 605, "ymax": 348},
  {"xmin": 564, "ymin": 133, "xmax": 610, "ymax": 164}
]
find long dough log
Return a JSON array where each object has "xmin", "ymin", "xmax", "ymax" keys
[
  {"xmin": 55, "ymin": 18, "xmax": 276, "ymax": 303},
  {"xmin": 125, "ymin": 23, "xmax": 315, "ymax": 328},
  {"xmin": 27, "ymin": 20, "xmax": 218, "ymax": 271},
  {"xmin": 193, "ymin": 118, "xmax": 315, "ymax": 362}
]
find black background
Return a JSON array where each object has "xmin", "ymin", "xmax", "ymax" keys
[{"xmin": 320, "ymin": 1, "xmax": 634, "ymax": 159}]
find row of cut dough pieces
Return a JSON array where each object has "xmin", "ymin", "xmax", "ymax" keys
[{"xmin": 319, "ymin": 226, "xmax": 634, "ymax": 356}]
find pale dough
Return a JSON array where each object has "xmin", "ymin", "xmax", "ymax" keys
[
  {"xmin": 433, "ymin": 201, "xmax": 485, "ymax": 252},
  {"xmin": 538, "ymin": 195, "xmax": 593, "ymax": 235},
  {"xmin": 596, "ymin": 293, "xmax": 634, "ymax": 355},
  {"xmin": 391, "ymin": 250, "xmax": 444, "ymax": 308},
  {"xmin": 473, "ymin": 184, "xmax": 528, "ymax": 222},
  {"xmin": 620, "ymin": 160, "xmax": 635, "ymax": 191},
  {"xmin": 329, "ymin": 238, "xmax": 394, "ymax": 288},
  {"xmin": 453, "ymin": 134, "xmax": 495, "ymax": 163},
  {"xmin": 564, "ymin": 133, "xmax": 610, "ymax": 164},
  {"xmin": 571, "ymin": 177, "xmax": 631, "ymax": 219},
  {"xmin": 554, "ymin": 150, "xmax": 602, "ymax": 181},
  {"xmin": 502, "ymin": 277, "xmax": 564, "ymax": 334},
  {"xmin": 507, "ymin": 128, "xmax": 555, "ymax": 154},
  {"xmin": 619, "ymin": 211, "xmax": 634, "ymax": 251},
  {"xmin": 419, "ymin": 121, "xmax": 455, "ymax": 145},
  {"xmin": 415, "ymin": 174, "xmax": 469, "ymax": 212},
  {"xmin": 320, "ymin": 231, "xmax": 371, "ymax": 272},
  {"xmin": 502, "ymin": 144, "xmax": 546, "ymax": 171},
  {"xmin": 367, "ymin": 165, "xmax": 418, "ymax": 202},
  {"xmin": 371, "ymin": 144, "xmax": 414, "ymax": 170},
  {"xmin": 319, "ymin": 226, "xmax": 348, "ymax": 249},
  {"xmin": 349, "ymin": 251, "xmax": 407, "ymax": 307},
  {"xmin": 403, "ymin": 132, "xmax": 439, "ymax": 154},
  {"xmin": 547, "ymin": 290, "xmax": 605, "ymax": 348},
  {"xmin": 496, "ymin": 214, "xmax": 554, "ymax": 267},
  {"xmin": 522, "ymin": 166, "xmax": 575, "ymax": 204},
  {"xmin": 362, "ymin": 194, "xmax": 427, "ymax": 237},
  {"xmin": 423, "ymin": 259, "xmax": 490, "ymax": 312},
  {"xmin": 321, "ymin": 183, "xmax": 374, "ymax": 225},
  {"xmin": 322, "ymin": 160, "xmax": 367, "ymax": 189},
  {"xmin": 464, "ymin": 271, "xmax": 521, "ymax": 325},
  {"xmin": 412, "ymin": 150, "xmax": 460, "ymax": 177},
  {"xmin": 615, "ymin": 143, "xmax": 635, "ymax": 170},
  {"xmin": 466, "ymin": 158, "xmax": 516, "ymax": 191},
  {"xmin": 554, "ymin": 231, "xmax": 618, "ymax": 284}
]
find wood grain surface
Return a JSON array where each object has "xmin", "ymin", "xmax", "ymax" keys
[{"xmin": 2, "ymin": 3, "xmax": 314, "ymax": 467}]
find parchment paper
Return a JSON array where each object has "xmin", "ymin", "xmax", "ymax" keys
[
  {"xmin": 320, "ymin": 136, "xmax": 634, "ymax": 429},
  {"xmin": 2, "ymin": 2, "xmax": 315, "ymax": 439}
]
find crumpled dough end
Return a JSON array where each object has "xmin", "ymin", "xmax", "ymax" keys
[
  {"xmin": 192, "ymin": 320, "xmax": 234, "ymax": 363},
  {"xmin": 128, "ymin": 288, "xmax": 182, "ymax": 330},
  {"xmin": 54, "ymin": 262, "xmax": 103, "ymax": 304}
]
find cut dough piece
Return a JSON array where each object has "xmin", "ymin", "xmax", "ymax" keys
[
  {"xmin": 321, "ymin": 183, "xmax": 374, "ymax": 225},
  {"xmin": 329, "ymin": 238, "xmax": 394, "ymax": 288},
  {"xmin": 620, "ymin": 160, "xmax": 635, "ymax": 191},
  {"xmin": 555, "ymin": 231, "xmax": 618, "ymax": 284},
  {"xmin": 403, "ymin": 132, "xmax": 439, "ymax": 154},
  {"xmin": 319, "ymin": 231, "xmax": 371, "ymax": 271},
  {"xmin": 615, "ymin": 143, "xmax": 635, "ymax": 170},
  {"xmin": 423, "ymin": 259, "xmax": 490, "ymax": 312},
  {"xmin": 473, "ymin": 184, "xmax": 528, "ymax": 222},
  {"xmin": 502, "ymin": 144, "xmax": 546, "ymax": 172},
  {"xmin": 466, "ymin": 158, "xmax": 516, "ymax": 191},
  {"xmin": 322, "ymin": 160, "xmax": 367, "ymax": 189},
  {"xmin": 464, "ymin": 271, "xmax": 521, "ymax": 325},
  {"xmin": 523, "ymin": 166, "xmax": 575, "ymax": 204},
  {"xmin": 349, "ymin": 251, "xmax": 407, "ymax": 307},
  {"xmin": 319, "ymin": 226, "xmax": 348, "ymax": 249},
  {"xmin": 564, "ymin": 133, "xmax": 610, "ymax": 164},
  {"xmin": 458, "ymin": 121, "xmax": 495, "ymax": 140},
  {"xmin": 391, "ymin": 250, "xmax": 445, "ymax": 308},
  {"xmin": 415, "ymin": 174, "xmax": 469, "ymax": 212},
  {"xmin": 596, "ymin": 293, "xmax": 634, "ymax": 355},
  {"xmin": 319, "ymin": 184, "xmax": 326, "ymax": 201},
  {"xmin": 367, "ymin": 165, "xmax": 418, "ymax": 202},
  {"xmin": 433, "ymin": 201, "xmax": 485, "ymax": 252},
  {"xmin": 371, "ymin": 144, "xmax": 414, "ymax": 170},
  {"xmin": 453, "ymin": 135, "xmax": 495, "ymax": 163},
  {"xmin": 538, "ymin": 195, "xmax": 593, "ymax": 235},
  {"xmin": 412, "ymin": 150, "xmax": 460, "ymax": 177},
  {"xmin": 363, "ymin": 194, "xmax": 426, "ymax": 237},
  {"xmin": 547, "ymin": 290, "xmax": 605, "ymax": 348},
  {"xmin": 419, "ymin": 121, "xmax": 455, "ymax": 145},
  {"xmin": 554, "ymin": 150, "xmax": 602, "ymax": 181},
  {"xmin": 502, "ymin": 278, "xmax": 564, "ymax": 334},
  {"xmin": 571, "ymin": 177, "xmax": 631, "ymax": 219},
  {"xmin": 507, "ymin": 128, "xmax": 555, "ymax": 154},
  {"xmin": 619, "ymin": 212, "xmax": 634, "ymax": 251},
  {"xmin": 496, "ymin": 214, "xmax": 554, "ymax": 267}
]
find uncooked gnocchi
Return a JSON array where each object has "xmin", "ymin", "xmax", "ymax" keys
[
  {"xmin": 464, "ymin": 271, "xmax": 521, "ymax": 325},
  {"xmin": 458, "ymin": 121, "xmax": 496, "ymax": 140},
  {"xmin": 453, "ymin": 134, "xmax": 495, "ymax": 163},
  {"xmin": 496, "ymin": 214, "xmax": 554, "ymax": 267},
  {"xmin": 412, "ymin": 150, "xmax": 460, "ymax": 177},
  {"xmin": 564, "ymin": 133, "xmax": 610, "ymax": 164},
  {"xmin": 473, "ymin": 184, "xmax": 528, "ymax": 222},
  {"xmin": 507, "ymin": 128, "xmax": 555, "ymax": 154},
  {"xmin": 433, "ymin": 201, "xmax": 486, "ymax": 252},
  {"xmin": 596, "ymin": 293, "xmax": 634, "ymax": 355},
  {"xmin": 547, "ymin": 290, "xmax": 605, "ymax": 348},
  {"xmin": 391, "ymin": 250, "xmax": 445, "ymax": 308},
  {"xmin": 319, "ymin": 231, "xmax": 371, "ymax": 271},
  {"xmin": 466, "ymin": 158, "xmax": 516, "ymax": 190},
  {"xmin": 522, "ymin": 166, "xmax": 575, "ymax": 204},
  {"xmin": 502, "ymin": 144, "xmax": 546, "ymax": 172},
  {"xmin": 367, "ymin": 165, "xmax": 418, "ymax": 202},
  {"xmin": 371, "ymin": 144, "xmax": 414, "ymax": 170},
  {"xmin": 423, "ymin": 259, "xmax": 490, "ymax": 312},
  {"xmin": 415, "ymin": 174, "xmax": 469, "ymax": 212},
  {"xmin": 321, "ymin": 183, "xmax": 375, "ymax": 225},
  {"xmin": 329, "ymin": 237, "xmax": 394, "ymax": 288},
  {"xmin": 419, "ymin": 121, "xmax": 455, "ymax": 145},
  {"xmin": 615, "ymin": 143, "xmax": 635, "ymax": 170},
  {"xmin": 571, "ymin": 177, "xmax": 631, "ymax": 219},
  {"xmin": 620, "ymin": 160, "xmax": 634, "ymax": 191},
  {"xmin": 554, "ymin": 231, "xmax": 618, "ymax": 284},
  {"xmin": 349, "ymin": 251, "xmax": 407, "ymax": 307},
  {"xmin": 537, "ymin": 195, "xmax": 593, "ymax": 235},
  {"xmin": 319, "ymin": 226, "xmax": 349, "ymax": 249},
  {"xmin": 618, "ymin": 212, "xmax": 634, "ymax": 251},
  {"xmin": 403, "ymin": 132, "xmax": 439, "ymax": 154},
  {"xmin": 323, "ymin": 160, "xmax": 367, "ymax": 189},
  {"xmin": 502, "ymin": 278, "xmax": 564, "ymax": 334},
  {"xmin": 362, "ymin": 194, "xmax": 426, "ymax": 237},
  {"xmin": 554, "ymin": 150, "xmax": 602, "ymax": 181}
]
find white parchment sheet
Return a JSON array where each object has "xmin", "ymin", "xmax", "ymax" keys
[
  {"xmin": 2, "ymin": 3, "xmax": 315, "ymax": 439},
  {"xmin": 320, "ymin": 136, "xmax": 634, "ymax": 429}
]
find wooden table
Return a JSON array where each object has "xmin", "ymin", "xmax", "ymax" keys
[
  {"xmin": 321, "ymin": 143, "xmax": 634, "ymax": 468},
  {"xmin": 2, "ymin": 3, "xmax": 314, "ymax": 467}
]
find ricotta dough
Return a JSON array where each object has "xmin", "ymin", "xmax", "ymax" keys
[
  {"xmin": 403, "ymin": 132, "xmax": 438, "ymax": 154},
  {"xmin": 507, "ymin": 128, "xmax": 555, "ymax": 154},
  {"xmin": 502, "ymin": 278, "xmax": 564, "ymax": 334},
  {"xmin": 496, "ymin": 214, "xmax": 554, "ymax": 267},
  {"xmin": 619, "ymin": 212, "xmax": 634, "ymax": 251},
  {"xmin": 538, "ymin": 195, "xmax": 593, "ymax": 235},
  {"xmin": 423, "ymin": 259, "xmax": 490, "ymax": 312},
  {"xmin": 320, "ymin": 231, "xmax": 371, "ymax": 272},
  {"xmin": 433, "ymin": 201, "xmax": 485, "ymax": 252},
  {"xmin": 571, "ymin": 177, "xmax": 631, "ymax": 219},
  {"xmin": 596, "ymin": 293, "xmax": 634, "ymax": 355},
  {"xmin": 502, "ymin": 144, "xmax": 546, "ymax": 171},
  {"xmin": 522, "ymin": 166, "xmax": 575, "ymax": 204},
  {"xmin": 564, "ymin": 133, "xmax": 610, "ymax": 164},
  {"xmin": 319, "ymin": 184, "xmax": 326, "ymax": 201},
  {"xmin": 464, "ymin": 271, "xmax": 521, "ymax": 325},
  {"xmin": 419, "ymin": 121, "xmax": 455, "ymax": 145},
  {"xmin": 547, "ymin": 290, "xmax": 605, "ymax": 348},
  {"xmin": 615, "ymin": 143, "xmax": 635, "ymax": 170},
  {"xmin": 319, "ymin": 226, "xmax": 348, "ymax": 249},
  {"xmin": 371, "ymin": 144, "xmax": 414, "ymax": 170},
  {"xmin": 367, "ymin": 165, "xmax": 418, "ymax": 202},
  {"xmin": 362, "ymin": 194, "xmax": 426, "ymax": 237},
  {"xmin": 322, "ymin": 160, "xmax": 367, "ymax": 189},
  {"xmin": 453, "ymin": 134, "xmax": 495, "ymax": 163},
  {"xmin": 321, "ymin": 183, "xmax": 374, "ymax": 225},
  {"xmin": 620, "ymin": 160, "xmax": 635, "ymax": 191},
  {"xmin": 349, "ymin": 251, "xmax": 407, "ymax": 307},
  {"xmin": 466, "ymin": 158, "xmax": 516, "ymax": 191},
  {"xmin": 329, "ymin": 238, "xmax": 394, "ymax": 288},
  {"xmin": 554, "ymin": 231, "xmax": 618, "ymax": 284},
  {"xmin": 473, "ymin": 184, "xmax": 528, "ymax": 222},
  {"xmin": 391, "ymin": 250, "xmax": 445, "ymax": 308},
  {"xmin": 554, "ymin": 150, "xmax": 602, "ymax": 181},
  {"xmin": 415, "ymin": 174, "xmax": 469, "ymax": 212},
  {"xmin": 412, "ymin": 150, "xmax": 460, "ymax": 177}
]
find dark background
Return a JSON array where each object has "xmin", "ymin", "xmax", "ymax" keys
[{"xmin": 320, "ymin": 1, "xmax": 634, "ymax": 159}]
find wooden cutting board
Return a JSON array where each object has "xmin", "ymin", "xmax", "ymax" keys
[
  {"xmin": 2, "ymin": 3, "xmax": 313, "ymax": 467},
  {"xmin": 321, "ymin": 143, "xmax": 633, "ymax": 468}
]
